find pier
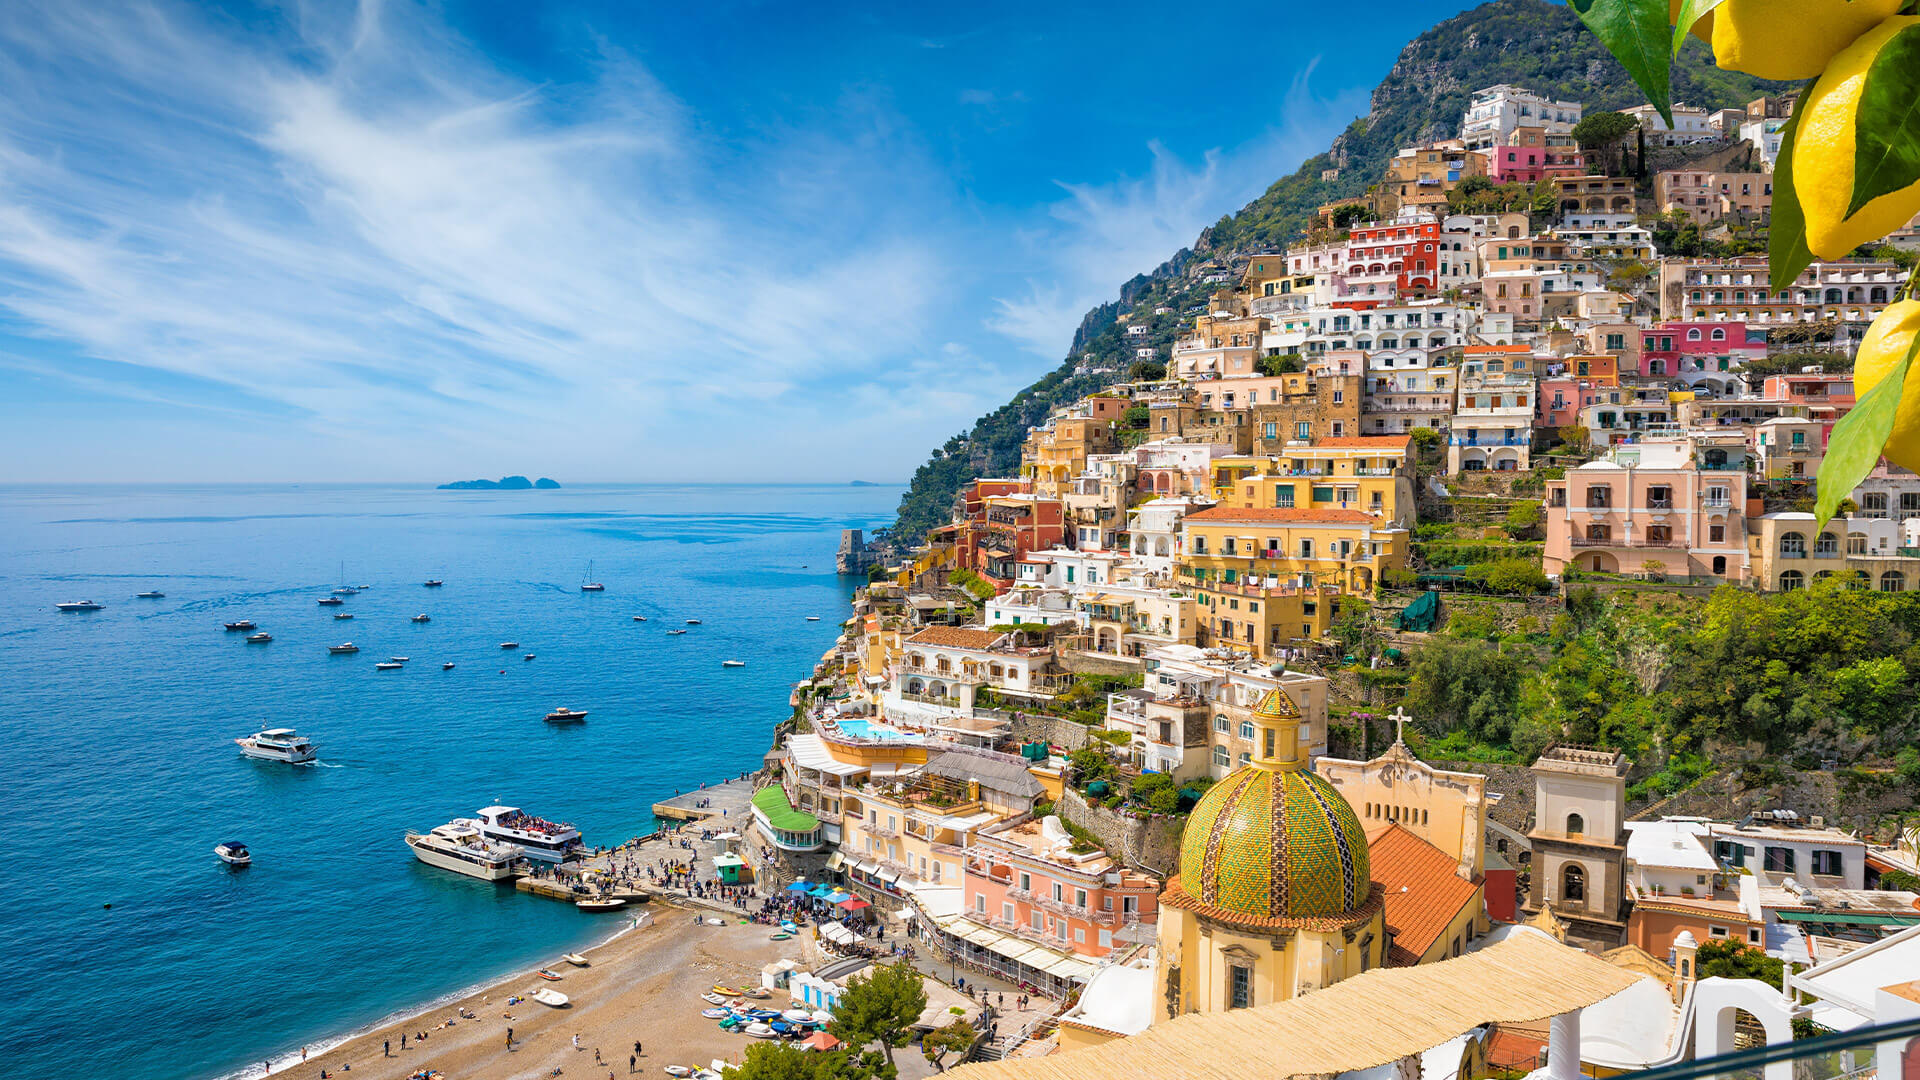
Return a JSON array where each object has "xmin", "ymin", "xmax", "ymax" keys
[{"xmin": 649, "ymin": 775, "xmax": 756, "ymax": 823}]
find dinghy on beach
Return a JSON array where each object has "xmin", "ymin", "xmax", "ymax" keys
[
  {"xmin": 532, "ymin": 988, "xmax": 568, "ymax": 1008},
  {"xmin": 536, "ymin": 968, "xmax": 562, "ymax": 981},
  {"xmin": 562, "ymin": 952, "xmax": 590, "ymax": 967}
]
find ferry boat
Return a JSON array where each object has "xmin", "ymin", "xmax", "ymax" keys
[
  {"xmin": 544, "ymin": 707, "xmax": 588, "ymax": 724},
  {"xmin": 329, "ymin": 643, "xmax": 359, "ymax": 654},
  {"xmin": 214, "ymin": 841, "xmax": 251, "ymax": 866},
  {"xmin": 317, "ymin": 596, "xmax": 344, "ymax": 606},
  {"xmin": 412, "ymin": 614, "xmax": 431, "ymax": 623},
  {"xmin": 224, "ymin": 620, "xmax": 256, "ymax": 631},
  {"xmin": 404, "ymin": 820, "xmax": 524, "ymax": 881},
  {"xmin": 246, "ymin": 632, "xmax": 272, "ymax": 643},
  {"xmin": 56, "ymin": 600, "xmax": 103, "ymax": 612},
  {"xmin": 137, "ymin": 591, "xmax": 165, "ymax": 599},
  {"xmin": 473, "ymin": 806, "xmax": 582, "ymax": 864},
  {"xmin": 235, "ymin": 727, "xmax": 318, "ymax": 764}
]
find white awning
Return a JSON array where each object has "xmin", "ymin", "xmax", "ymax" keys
[
  {"xmin": 825, "ymin": 852, "xmax": 846, "ymax": 871},
  {"xmin": 853, "ymin": 860, "xmax": 879, "ymax": 876}
]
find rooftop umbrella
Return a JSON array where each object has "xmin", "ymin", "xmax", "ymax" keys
[
  {"xmin": 809, "ymin": 885, "xmax": 835, "ymax": 898},
  {"xmin": 785, "ymin": 881, "xmax": 811, "ymax": 893},
  {"xmin": 825, "ymin": 890, "xmax": 852, "ymax": 903},
  {"xmin": 837, "ymin": 897, "xmax": 871, "ymax": 911}
]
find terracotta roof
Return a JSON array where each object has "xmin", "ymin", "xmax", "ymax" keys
[
  {"xmin": 1364, "ymin": 823, "xmax": 1482, "ymax": 965},
  {"xmin": 906, "ymin": 626, "xmax": 1007, "ymax": 650},
  {"xmin": 1184, "ymin": 506, "xmax": 1378, "ymax": 525},
  {"xmin": 1308, "ymin": 436, "xmax": 1413, "ymax": 449}
]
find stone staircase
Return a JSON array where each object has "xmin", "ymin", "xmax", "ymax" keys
[{"xmin": 969, "ymin": 1014, "xmax": 1060, "ymax": 1062}]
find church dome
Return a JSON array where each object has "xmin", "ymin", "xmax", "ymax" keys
[{"xmin": 1176, "ymin": 688, "xmax": 1371, "ymax": 921}]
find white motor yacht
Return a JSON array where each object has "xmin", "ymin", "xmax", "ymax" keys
[
  {"xmin": 56, "ymin": 600, "xmax": 103, "ymax": 611},
  {"xmin": 235, "ymin": 728, "xmax": 318, "ymax": 764},
  {"xmin": 405, "ymin": 820, "xmax": 524, "ymax": 881},
  {"xmin": 473, "ymin": 805, "xmax": 582, "ymax": 863},
  {"xmin": 214, "ymin": 841, "xmax": 252, "ymax": 866}
]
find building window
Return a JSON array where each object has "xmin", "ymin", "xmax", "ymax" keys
[
  {"xmin": 1811, "ymin": 850, "xmax": 1843, "ymax": 876},
  {"xmin": 1229, "ymin": 966, "xmax": 1252, "ymax": 1010},
  {"xmin": 1238, "ymin": 719, "xmax": 1254, "ymax": 739},
  {"xmin": 1214, "ymin": 714, "xmax": 1230, "ymax": 733},
  {"xmin": 1763, "ymin": 846, "xmax": 1796, "ymax": 873},
  {"xmin": 1566, "ymin": 812, "xmax": 1585, "ymax": 837},
  {"xmin": 1212, "ymin": 746, "xmax": 1230, "ymax": 767},
  {"xmin": 1562, "ymin": 863, "xmax": 1587, "ymax": 903}
]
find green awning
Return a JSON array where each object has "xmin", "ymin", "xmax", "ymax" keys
[
  {"xmin": 751, "ymin": 786, "xmax": 821, "ymax": 832},
  {"xmin": 1773, "ymin": 910, "xmax": 1920, "ymax": 927}
]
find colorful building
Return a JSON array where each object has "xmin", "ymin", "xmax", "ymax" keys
[{"xmin": 1178, "ymin": 506, "xmax": 1408, "ymax": 653}]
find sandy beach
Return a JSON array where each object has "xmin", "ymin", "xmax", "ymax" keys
[{"xmin": 266, "ymin": 902, "xmax": 821, "ymax": 1080}]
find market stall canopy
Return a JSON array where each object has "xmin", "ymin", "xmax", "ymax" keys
[{"xmin": 838, "ymin": 897, "xmax": 872, "ymax": 911}]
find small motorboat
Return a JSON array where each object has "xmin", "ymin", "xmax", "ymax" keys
[
  {"xmin": 56, "ymin": 600, "xmax": 103, "ymax": 611},
  {"xmin": 214, "ymin": 841, "xmax": 251, "ymax": 866},
  {"xmin": 666, "ymin": 629, "xmax": 687, "ymax": 635},
  {"xmin": 721, "ymin": 660, "xmax": 745, "ymax": 668},
  {"xmin": 632, "ymin": 615, "xmax": 647, "ymax": 622},
  {"xmin": 711, "ymin": 985, "xmax": 742, "ymax": 996},
  {"xmin": 499, "ymin": 642, "xmax": 519, "ymax": 649},
  {"xmin": 743, "ymin": 988, "xmax": 772, "ymax": 999},
  {"xmin": 376, "ymin": 661, "xmax": 403, "ymax": 670},
  {"xmin": 536, "ymin": 968, "xmax": 563, "ymax": 981},
  {"xmin": 442, "ymin": 662, "xmax": 456, "ymax": 670},
  {"xmin": 412, "ymin": 614, "xmax": 431, "ymax": 623},
  {"xmin": 423, "ymin": 580, "xmax": 444, "ymax": 587},
  {"xmin": 333, "ymin": 612, "xmax": 354, "ymax": 620},
  {"xmin": 329, "ymin": 643, "xmax": 359, "ymax": 654},
  {"xmin": 531, "ymin": 988, "xmax": 569, "ymax": 1008},
  {"xmin": 576, "ymin": 896, "xmax": 625, "ymax": 912},
  {"xmin": 522, "ymin": 653, "xmax": 536, "ymax": 661},
  {"xmin": 700, "ymin": 992, "xmax": 728, "ymax": 1005},
  {"xmin": 665, "ymin": 1065, "xmax": 697, "ymax": 1077},
  {"xmin": 317, "ymin": 596, "xmax": 343, "ymax": 606},
  {"xmin": 136, "ymin": 591, "xmax": 165, "ymax": 599},
  {"xmin": 562, "ymin": 952, "xmax": 590, "ymax": 967},
  {"xmin": 805, "ymin": 616, "xmax": 820, "ymax": 621},
  {"xmin": 685, "ymin": 618, "xmax": 701, "ymax": 625},
  {"xmin": 700, "ymin": 1008, "xmax": 730, "ymax": 1020},
  {"xmin": 224, "ymin": 621, "xmax": 255, "ymax": 631},
  {"xmin": 246, "ymin": 632, "xmax": 272, "ymax": 643},
  {"xmin": 769, "ymin": 932, "xmax": 792, "ymax": 941},
  {"xmin": 544, "ymin": 708, "xmax": 588, "ymax": 724},
  {"xmin": 389, "ymin": 656, "xmax": 410, "ymax": 662},
  {"xmin": 744, "ymin": 1022, "xmax": 776, "ymax": 1039},
  {"xmin": 782, "ymin": 1009, "xmax": 813, "ymax": 1024}
]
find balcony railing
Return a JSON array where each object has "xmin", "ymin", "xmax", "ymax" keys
[
  {"xmin": 899, "ymin": 691, "xmax": 961, "ymax": 707},
  {"xmin": 1450, "ymin": 435, "xmax": 1530, "ymax": 446}
]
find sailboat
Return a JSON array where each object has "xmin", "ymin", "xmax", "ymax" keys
[{"xmin": 580, "ymin": 561, "xmax": 605, "ymax": 592}]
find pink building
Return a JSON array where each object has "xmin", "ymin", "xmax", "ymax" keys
[
  {"xmin": 1760, "ymin": 372, "xmax": 1856, "ymax": 438},
  {"xmin": 1543, "ymin": 435, "xmax": 1751, "ymax": 582},
  {"xmin": 1636, "ymin": 321, "xmax": 1767, "ymax": 378},
  {"xmin": 961, "ymin": 816, "xmax": 1160, "ymax": 961}
]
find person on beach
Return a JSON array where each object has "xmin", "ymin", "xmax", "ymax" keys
[
  {"xmin": 634, "ymin": 1039, "xmax": 643, "ymax": 1056},
  {"xmin": 506, "ymin": 1027, "xmax": 514, "ymax": 1050},
  {"xmin": 573, "ymin": 1033, "xmax": 582, "ymax": 1051},
  {"xmin": 383, "ymin": 1039, "xmax": 389, "ymax": 1058}
]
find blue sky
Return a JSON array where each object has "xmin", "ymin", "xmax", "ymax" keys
[{"xmin": 0, "ymin": 0, "xmax": 1480, "ymax": 483}]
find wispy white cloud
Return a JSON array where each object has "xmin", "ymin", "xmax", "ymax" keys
[
  {"xmin": 0, "ymin": 1, "xmax": 948, "ymax": 478},
  {"xmin": 986, "ymin": 65, "xmax": 1363, "ymax": 358}
]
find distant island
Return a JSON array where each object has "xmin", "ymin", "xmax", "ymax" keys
[
  {"xmin": 437, "ymin": 476, "xmax": 561, "ymax": 490},
  {"xmin": 849, "ymin": 480, "xmax": 879, "ymax": 487}
]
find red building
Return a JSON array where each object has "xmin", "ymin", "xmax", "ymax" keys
[
  {"xmin": 933, "ymin": 479, "xmax": 1066, "ymax": 587},
  {"xmin": 1347, "ymin": 216, "xmax": 1442, "ymax": 295},
  {"xmin": 1636, "ymin": 321, "xmax": 1767, "ymax": 381}
]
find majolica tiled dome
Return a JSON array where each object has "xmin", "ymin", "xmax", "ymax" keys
[{"xmin": 1176, "ymin": 689, "xmax": 1370, "ymax": 920}]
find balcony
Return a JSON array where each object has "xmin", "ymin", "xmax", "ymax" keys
[
  {"xmin": 1702, "ymin": 498, "xmax": 1733, "ymax": 509},
  {"xmin": 899, "ymin": 691, "xmax": 961, "ymax": 707},
  {"xmin": 899, "ymin": 662, "xmax": 985, "ymax": 684},
  {"xmin": 1646, "ymin": 498, "xmax": 1673, "ymax": 510},
  {"xmin": 1778, "ymin": 549, "xmax": 1807, "ymax": 560}
]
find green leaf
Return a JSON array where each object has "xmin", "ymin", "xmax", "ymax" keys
[
  {"xmin": 1847, "ymin": 23, "xmax": 1920, "ymax": 217},
  {"xmin": 1669, "ymin": 0, "xmax": 1727, "ymax": 54},
  {"xmin": 1814, "ymin": 333, "xmax": 1920, "ymax": 530},
  {"xmin": 1569, "ymin": 0, "xmax": 1674, "ymax": 128},
  {"xmin": 1769, "ymin": 83, "xmax": 1820, "ymax": 293}
]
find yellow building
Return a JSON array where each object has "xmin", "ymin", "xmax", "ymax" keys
[
  {"xmin": 1155, "ymin": 687, "xmax": 1386, "ymax": 1020},
  {"xmin": 1225, "ymin": 435, "xmax": 1417, "ymax": 527},
  {"xmin": 1177, "ymin": 506, "xmax": 1410, "ymax": 654}
]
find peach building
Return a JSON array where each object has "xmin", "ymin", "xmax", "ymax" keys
[
  {"xmin": 1543, "ymin": 435, "xmax": 1751, "ymax": 582},
  {"xmin": 961, "ymin": 815, "xmax": 1161, "ymax": 960}
]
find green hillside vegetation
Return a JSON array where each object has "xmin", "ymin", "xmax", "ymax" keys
[
  {"xmin": 1402, "ymin": 583, "xmax": 1920, "ymax": 798},
  {"xmin": 890, "ymin": 0, "xmax": 1786, "ymax": 539}
]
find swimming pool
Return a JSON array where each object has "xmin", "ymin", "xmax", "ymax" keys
[{"xmin": 833, "ymin": 717, "xmax": 920, "ymax": 741}]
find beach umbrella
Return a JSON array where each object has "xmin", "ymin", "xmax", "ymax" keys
[{"xmin": 837, "ymin": 897, "xmax": 870, "ymax": 911}]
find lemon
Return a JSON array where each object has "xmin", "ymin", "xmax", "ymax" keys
[
  {"xmin": 1797, "ymin": 16, "xmax": 1920, "ymax": 260},
  {"xmin": 1851, "ymin": 301, "xmax": 1920, "ymax": 473},
  {"xmin": 1670, "ymin": 0, "xmax": 1903, "ymax": 79}
]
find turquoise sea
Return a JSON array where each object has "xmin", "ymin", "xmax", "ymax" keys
[{"xmin": 0, "ymin": 483, "xmax": 897, "ymax": 1079}]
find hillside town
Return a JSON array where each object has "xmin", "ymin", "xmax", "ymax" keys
[{"xmin": 745, "ymin": 83, "xmax": 1920, "ymax": 1077}]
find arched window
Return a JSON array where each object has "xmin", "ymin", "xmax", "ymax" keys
[
  {"xmin": 1238, "ymin": 719, "xmax": 1255, "ymax": 739},
  {"xmin": 1214, "ymin": 714, "xmax": 1230, "ymax": 733},
  {"xmin": 1212, "ymin": 746, "xmax": 1230, "ymax": 767},
  {"xmin": 1882, "ymin": 571, "xmax": 1905, "ymax": 592},
  {"xmin": 1814, "ymin": 532, "xmax": 1838, "ymax": 555},
  {"xmin": 1687, "ymin": 328, "xmax": 1702, "ymax": 341},
  {"xmin": 1566, "ymin": 812, "xmax": 1585, "ymax": 837},
  {"xmin": 1711, "ymin": 328, "xmax": 1726, "ymax": 341},
  {"xmin": 1780, "ymin": 569, "xmax": 1805, "ymax": 591},
  {"xmin": 1562, "ymin": 863, "xmax": 1587, "ymax": 903},
  {"xmin": 1779, "ymin": 532, "xmax": 1806, "ymax": 557}
]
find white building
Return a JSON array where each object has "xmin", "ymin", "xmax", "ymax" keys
[
  {"xmin": 1461, "ymin": 84, "xmax": 1583, "ymax": 151},
  {"xmin": 1125, "ymin": 495, "xmax": 1206, "ymax": 582},
  {"xmin": 1621, "ymin": 103, "xmax": 1721, "ymax": 147}
]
